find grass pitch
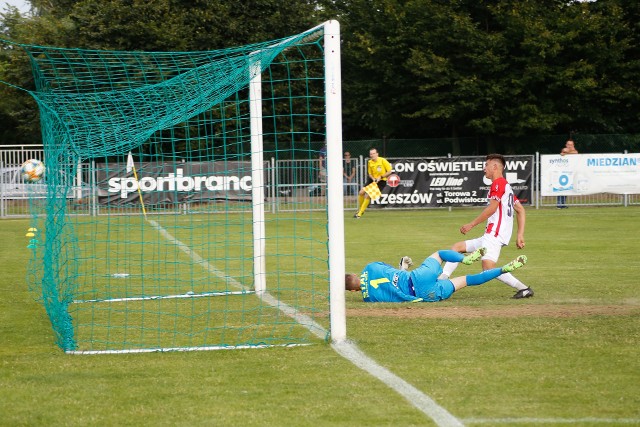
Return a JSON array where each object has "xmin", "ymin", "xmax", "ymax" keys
[{"xmin": 1, "ymin": 206, "xmax": 639, "ymax": 426}]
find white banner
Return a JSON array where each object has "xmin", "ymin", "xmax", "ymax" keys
[{"xmin": 540, "ymin": 153, "xmax": 640, "ymax": 196}]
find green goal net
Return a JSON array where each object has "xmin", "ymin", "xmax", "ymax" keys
[{"xmin": 3, "ymin": 21, "xmax": 346, "ymax": 354}]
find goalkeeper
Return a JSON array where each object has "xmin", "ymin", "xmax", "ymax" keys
[{"xmin": 345, "ymin": 248, "xmax": 527, "ymax": 302}]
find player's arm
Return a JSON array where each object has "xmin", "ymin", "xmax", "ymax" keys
[
  {"xmin": 460, "ymin": 199, "xmax": 499, "ymax": 235},
  {"xmin": 514, "ymin": 200, "xmax": 526, "ymax": 249},
  {"xmin": 388, "ymin": 285, "xmax": 422, "ymax": 302}
]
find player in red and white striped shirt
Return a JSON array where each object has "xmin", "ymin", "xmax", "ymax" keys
[{"xmin": 439, "ymin": 154, "xmax": 533, "ymax": 299}]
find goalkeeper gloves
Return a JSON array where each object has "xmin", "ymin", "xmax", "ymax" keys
[{"xmin": 399, "ymin": 256, "xmax": 413, "ymax": 271}]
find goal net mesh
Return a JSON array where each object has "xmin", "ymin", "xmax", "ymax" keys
[{"xmin": 12, "ymin": 25, "xmax": 332, "ymax": 353}]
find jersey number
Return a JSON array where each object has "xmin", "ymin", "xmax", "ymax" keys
[
  {"xmin": 369, "ymin": 278, "xmax": 390, "ymax": 289},
  {"xmin": 507, "ymin": 194, "xmax": 514, "ymax": 217}
]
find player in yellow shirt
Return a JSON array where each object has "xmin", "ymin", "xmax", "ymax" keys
[{"xmin": 354, "ymin": 147, "xmax": 393, "ymax": 218}]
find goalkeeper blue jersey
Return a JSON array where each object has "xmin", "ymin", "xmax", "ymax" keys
[{"xmin": 359, "ymin": 262, "xmax": 420, "ymax": 302}]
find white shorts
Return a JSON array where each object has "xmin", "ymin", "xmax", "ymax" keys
[{"xmin": 465, "ymin": 234, "xmax": 504, "ymax": 263}]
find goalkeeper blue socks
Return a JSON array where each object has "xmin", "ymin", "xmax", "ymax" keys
[
  {"xmin": 437, "ymin": 250, "xmax": 464, "ymax": 263},
  {"xmin": 466, "ymin": 268, "xmax": 502, "ymax": 286}
]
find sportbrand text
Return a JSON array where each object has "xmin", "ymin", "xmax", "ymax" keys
[{"xmin": 108, "ymin": 168, "xmax": 252, "ymax": 198}]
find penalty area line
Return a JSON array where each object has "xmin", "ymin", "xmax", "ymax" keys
[{"xmin": 149, "ymin": 219, "xmax": 463, "ymax": 427}]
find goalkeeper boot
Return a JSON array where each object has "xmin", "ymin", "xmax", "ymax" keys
[
  {"xmin": 501, "ymin": 255, "xmax": 527, "ymax": 273},
  {"xmin": 513, "ymin": 287, "xmax": 535, "ymax": 299},
  {"xmin": 398, "ymin": 256, "xmax": 413, "ymax": 271},
  {"xmin": 462, "ymin": 247, "xmax": 486, "ymax": 265}
]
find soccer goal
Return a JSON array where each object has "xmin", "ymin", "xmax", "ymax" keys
[{"xmin": 3, "ymin": 21, "xmax": 346, "ymax": 353}]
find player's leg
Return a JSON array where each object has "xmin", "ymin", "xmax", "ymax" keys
[
  {"xmin": 478, "ymin": 235, "xmax": 502, "ymax": 270},
  {"xmin": 481, "ymin": 257, "xmax": 497, "ymax": 269},
  {"xmin": 356, "ymin": 192, "xmax": 370, "ymax": 218},
  {"xmin": 500, "ymin": 271, "xmax": 534, "ymax": 298},
  {"xmin": 436, "ymin": 241, "xmax": 465, "ymax": 279},
  {"xmin": 487, "ymin": 243, "xmax": 531, "ymax": 296},
  {"xmin": 450, "ymin": 255, "xmax": 527, "ymax": 291},
  {"xmin": 479, "ymin": 253, "xmax": 533, "ymax": 298},
  {"xmin": 356, "ymin": 187, "xmax": 364, "ymax": 205},
  {"xmin": 355, "ymin": 180, "xmax": 374, "ymax": 218},
  {"xmin": 480, "ymin": 246, "xmax": 532, "ymax": 297},
  {"xmin": 412, "ymin": 256, "xmax": 451, "ymax": 301},
  {"xmin": 359, "ymin": 180, "xmax": 384, "ymax": 217},
  {"xmin": 439, "ymin": 237, "xmax": 483, "ymax": 279},
  {"xmin": 428, "ymin": 251, "xmax": 443, "ymax": 264},
  {"xmin": 468, "ymin": 236, "xmax": 530, "ymax": 294},
  {"xmin": 414, "ymin": 249, "xmax": 483, "ymax": 297},
  {"xmin": 355, "ymin": 189, "xmax": 366, "ymax": 218},
  {"xmin": 435, "ymin": 248, "xmax": 485, "ymax": 265},
  {"xmin": 415, "ymin": 246, "xmax": 484, "ymax": 287},
  {"xmin": 451, "ymin": 267, "xmax": 501, "ymax": 290},
  {"xmin": 496, "ymin": 272, "xmax": 529, "ymax": 291}
]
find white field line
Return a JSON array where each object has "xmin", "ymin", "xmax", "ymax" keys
[
  {"xmin": 66, "ymin": 343, "xmax": 310, "ymax": 355},
  {"xmin": 149, "ymin": 219, "xmax": 249, "ymax": 291},
  {"xmin": 148, "ymin": 219, "xmax": 464, "ymax": 426},
  {"xmin": 73, "ymin": 290, "xmax": 252, "ymax": 304},
  {"xmin": 463, "ymin": 418, "xmax": 640, "ymax": 425},
  {"xmin": 332, "ymin": 340, "xmax": 464, "ymax": 427}
]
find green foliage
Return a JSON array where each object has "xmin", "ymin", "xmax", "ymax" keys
[
  {"xmin": 0, "ymin": 0, "xmax": 321, "ymax": 147},
  {"xmin": 3, "ymin": 0, "xmax": 640, "ymax": 147},
  {"xmin": 0, "ymin": 9, "xmax": 38, "ymax": 143},
  {"xmin": 327, "ymin": 0, "xmax": 640, "ymax": 140},
  {"xmin": 36, "ymin": 0, "xmax": 318, "ymax": 50}
]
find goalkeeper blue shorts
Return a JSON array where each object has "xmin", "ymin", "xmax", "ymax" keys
[{"xmin": 410, "ymin": 257, "xmax": 455, "ymax": 302}]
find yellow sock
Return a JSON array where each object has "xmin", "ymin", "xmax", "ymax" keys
[
  {"xmin": 358, "ymin": 198, "xmax": 370, "ymax": 216},
  {"xmin": 358, "ymin": 194, "xmax": 364, "ymax": 207}
]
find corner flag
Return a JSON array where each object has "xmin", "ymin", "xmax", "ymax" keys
[
  {"xmin": 126, "ymin": 151, "xmax": 134, "ymax": 173},
  {"xmin": 126, "ymin": 151, "xmax": 147, "ymax": 219}
]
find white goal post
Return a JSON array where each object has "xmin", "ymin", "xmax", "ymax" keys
[{"xmin": 249, "ymin": 20, "xmax": 346, "ymax": 343}]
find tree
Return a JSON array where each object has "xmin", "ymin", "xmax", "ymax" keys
[
  {"xmin": 0, "ymin": 7, "xmax": 46, "ymax": 144},
  {"xmin": 321, "ymin": 0, "xmax": 414, "ymax": 139},
  {"xmin": 3, "ymin": 0, "xmax": 640, "ymax": 146},
  {"xmin": 402, "ymin": 0, "xmax": 511, "ymax": 138},
  {"xmin": 324, "ymin": 0, "xmax": 640, "ymax": 144},
  {"xmin": 0, "ymin": 0, "xmax": 321, "ymax": 146}
]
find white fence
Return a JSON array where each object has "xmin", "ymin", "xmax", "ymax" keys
[
  {"xmin": 2, "ymin": 146, "xmax": 638, "ymax": 218},
  {"xmin": 1, "ymin": 146, "xmax": 366, "ymax": 217}
]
